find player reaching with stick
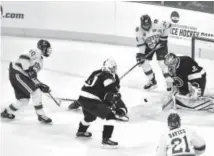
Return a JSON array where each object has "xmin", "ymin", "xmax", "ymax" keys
[{"xmin": 136, "ymin": 14, "xmax": 172, "ymax": 91}]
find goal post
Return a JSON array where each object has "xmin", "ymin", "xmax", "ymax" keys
[{"xmin": 191, "ymin": 36, "xmax": 214, "ymax": 60}]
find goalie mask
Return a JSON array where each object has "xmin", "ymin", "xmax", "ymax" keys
[
  {"xmin": 164, "ymin": 53, "xmax": 179, "ymax": 75},
  {"xmin": 102, "ymin": 58, "xmax": 117, "ymax": 75},
  {"xmin": 37, "ymin": 39, "xmax": 52, "ymax": 57},
  {"xmin": 140, "ymin": 14, "xmax": 152, "ymax": 31},
  {"xmin": 167, "ymin": 113, "xmax": 181, "ymax": 130}
]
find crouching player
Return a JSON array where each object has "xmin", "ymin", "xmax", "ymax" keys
[
  {"xmin": 163, "ymin": 53, "xmax": 214, "ymax": 112},
  {"xmin": 70, "ymin": 58, "xmax": 128, "ymax": 147},
  {"xmin": 156, "ymin": 113, "xmax": 206, "ymax": 156}
]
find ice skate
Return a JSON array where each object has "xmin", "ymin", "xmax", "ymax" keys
[
  {"xmin": 144, "ymin": 78, "xmax": 157, "ymax": 90},
  {"xmin": 76, "ymin": 131, "xmax": 92, "ymax": 138},
  {"xmin": 68, "ymin": 101, "xmax": 80, "ymax": 110},
  {"xmin": 102, "ymin": 138, "xmax": 118, "ymax": 148},
  {"xmin": 1, "ymin": 109, "xmax": 15, "ymax": 120},
  {"xmin": 38, "ymin": 115, "xmax": 52, "ymax": 124}
]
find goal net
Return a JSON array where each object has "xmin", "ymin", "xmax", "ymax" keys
[{"xmin": 191, "ymin": 36, "xmax": 214, "ymax": 60}]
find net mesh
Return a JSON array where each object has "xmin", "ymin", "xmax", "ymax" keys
[{"xmin": 194, "ymin": 38, "xmax": 214, "ymax": 60}]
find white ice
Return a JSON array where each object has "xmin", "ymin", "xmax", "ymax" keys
[{"xmin": 1, "ymin": 36, "xmax": 214, "ymax": 156}]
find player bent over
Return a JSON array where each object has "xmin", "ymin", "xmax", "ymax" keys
[
  {"xmin": 156, "ymin": 113, "xmax": 206, "ymax": 156},
  {"xmin": 163, "ymin": 53, "xmax": 214, "ymax": 112},
  {"xmin": 72, "ymin": 58, "xmax": 128, "ymax": 147},
  {"xmin": 136, "ymin": 14, "xmax": 172, "ymax": 91},
  {"xmin": 1, "ymin": 40, "xmax": 52, "ymax": 124}
]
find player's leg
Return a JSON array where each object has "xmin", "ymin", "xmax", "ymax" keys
[
  {"xmin": 78, "ymin": 97, "xmax": 118, "ymax": 147},
  {"xmin": 76, "ymin": 109, "xmax": 97, "ymax": 138},
  {"xmin": 156, "ymin": 45, "xmax": 172, "ymax": 91},
  {"xmin": 1, "ymin": 65, "xmax": 51, "ymax": 123},
  {"xmin": 1, "ymin": 66, "xmax": 31, "ymax": 119},
  {"xmin": 139, "ymin": 47, "xmax": 156, "ymax": 90}
]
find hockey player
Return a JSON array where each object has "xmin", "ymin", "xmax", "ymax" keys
[
  {"xmin": 163, "ymin": 53, "xmax": 214, "ymax": 112},
  {"xmin": 136, "ymin": 14, "xmax": 172, "ymax": 91},
  {"xmin": 73, "ymin": 58, "xmax": 128, "ymax": 147},
  {"xmin": 1, "ymin": 39, "xmax": 53, "ymax": 124},
  {"xmin": 156, "ymin": 113, "xmax": 206, "ymax": 156}
]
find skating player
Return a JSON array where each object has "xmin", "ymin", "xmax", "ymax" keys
[
  {"xmin": 71, "ymin": 58, "xmax": 128, "ymax": 147},
  {"xmin": 136, "ymin": 14, "xmax": 172, "ymax": 91},
  {"xmin": 1, "ymin": 40, "xmax": 53, "ymax": 124}
]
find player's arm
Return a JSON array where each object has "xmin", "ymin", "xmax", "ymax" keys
[
  {"xmin": 135, "ymin": 27, "xmax": 146, "ymax": 64},
  {"xmin": 191, "ymin": 130, "xmax": 206, "ymax": 155},
  {"xmin": 155, "ymin": 133, "xmax": 167, "ymax": 156},
  {"xmin": 136, "ymin": 27, "xmax": 146, "ymax": 53},
  {"xmin": 186, "ymin": 57, "xmax": 205, "ymax": 97},
  {"xmin": 159, "ymin": 21, "xmax": 171, "ymax": 48}
]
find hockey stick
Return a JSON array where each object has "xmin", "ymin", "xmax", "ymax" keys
[
  {"xmin": 119, "ymin": 45, "xmax": 164, "ymax": 80},
  {"xmin": 47, "ymin": 92, "xmax": 61, "ymax": 107},
  {"xmin": 35, "ymin": 79, "xmax": 61, "ymax": 107}
]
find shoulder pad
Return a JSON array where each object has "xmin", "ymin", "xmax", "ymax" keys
[{"xmin": 135, "ymin": 27, "xmax": 139, "ymax": 32}]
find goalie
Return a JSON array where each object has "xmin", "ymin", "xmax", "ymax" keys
[{"xmin": 163, "ymin": 53, "xmax": 214, "ymax": 112}]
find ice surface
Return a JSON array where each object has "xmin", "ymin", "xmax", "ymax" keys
[{"xmin": 1, "ymin": 37, "xmax": 214, "ymax": 156}]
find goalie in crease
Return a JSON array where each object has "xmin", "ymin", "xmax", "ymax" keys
[{"xmin": 163, "ymin": 53, "xmax": 214, "ymax": 112}]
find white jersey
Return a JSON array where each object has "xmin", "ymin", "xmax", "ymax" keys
[
  {"xmin": 136, "ymin": 20, "xmax": 171, "ymax": 52},
  {"xmin": 12, "ymin": 48, "xmax": 43, "ymax": 77},
  {"xmin": 156, "ymin": 126, "xmax": 205, "ymax": 156}
]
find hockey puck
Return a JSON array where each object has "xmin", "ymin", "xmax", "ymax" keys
[{"xmin": 144, "ymin": 98, "xmax": 148, "ymax": 102}]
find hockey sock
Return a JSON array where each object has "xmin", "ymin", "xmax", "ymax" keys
[
  {"xmin": 102, "ymin": 125, "xmax": 114, "ymax": 139},
  {"xmin": 32, "ymin": 89, "xmax": 45, "ymax": 116},
  {"xmin": 7, "ymin": 99, "xmax": 29, "ymax": 114},
  {"xmin": 34, "ymin": 103, "xmax": 45, "ymax": 116},
  {"xmin": 78, "ymin": 121, "xmax": 90, "ymax": 132}
]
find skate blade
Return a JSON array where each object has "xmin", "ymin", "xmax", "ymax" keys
[
  {"xmin": 39, "ymin": 121, "xmax": 53, "ymax": 125},
  {"xmin": 102, "ymin": 144, "xmax": 118, "ymax": 149},
  {"xmin": 75, "ymin": 136, "xmax": 92, "ymax": 141}
]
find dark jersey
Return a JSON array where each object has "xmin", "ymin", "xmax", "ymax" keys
[
  {"xmin": 171, "ymin": 56, "xmax": 204, "ymax": 94},
  {"xmin": 81, "ymin": 69, "xmax": 120, "ymax": 101}
]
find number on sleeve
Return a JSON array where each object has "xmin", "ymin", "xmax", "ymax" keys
[{"xmin": 192, "ymin": 66, "xmax": 198, "ymax": 72}]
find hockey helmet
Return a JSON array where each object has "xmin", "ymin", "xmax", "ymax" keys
[
  {"xmin": 37, "ymin": 39, "xmax": 52, "ymax": 57},
  {"xmin": 140, "ymin": 14, "xmax": 152, "ymax": 31},
  {"xmin": 164, "ymin": 53, "xmax": 179, "ymax": 67},
  {"xmin": 164, "ymin": 53, "xmax": 179, "ymax": 75},
  {"xmin": 102, "ymin": 58, "xmax": 117, "ymax": 75},
  {"xmin": 167, "ymin": 113, "xmax": 181, "ymax": 130}
]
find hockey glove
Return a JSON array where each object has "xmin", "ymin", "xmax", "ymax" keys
[
  {"xmin": 38, "ymin": 83, "xmax": 51, "ymax": 93},
  {"xmin": 103, "ymin": 92, "xmax": 121, "ymax": 107},
  {"xmin": 136, "ymin": 53, "xmax": 146, "ymax": 64},
  {"xmin": 26, "ymin": 67, "xmax": 37, "ymax": 79}
]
